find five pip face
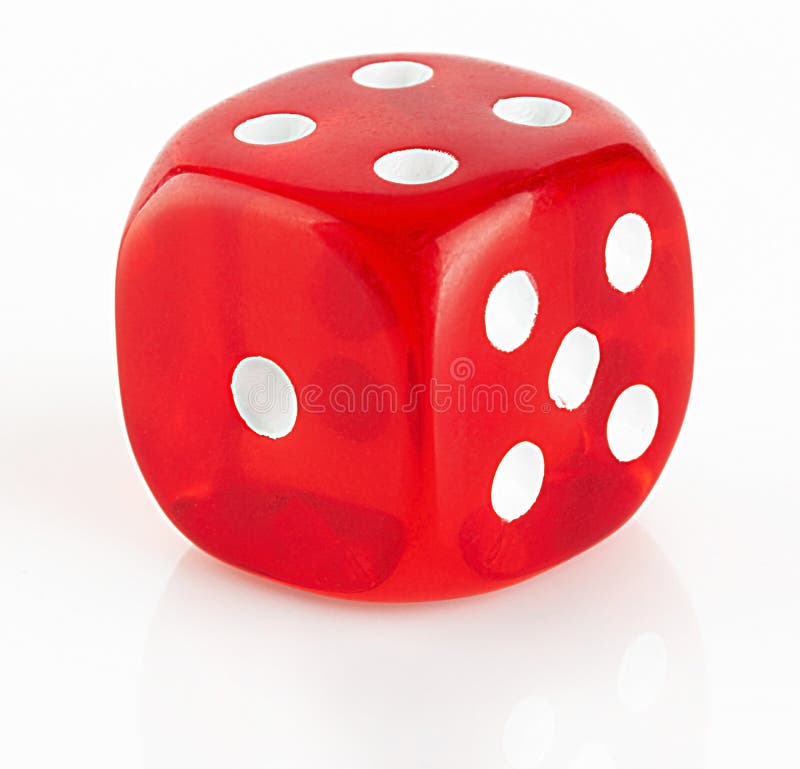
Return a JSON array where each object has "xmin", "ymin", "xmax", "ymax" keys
[{"xmin": 116, "ymin": 54, "xmax": 693, "ymax": 601}]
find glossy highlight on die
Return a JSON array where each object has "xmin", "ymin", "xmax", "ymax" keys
[{"xmin": 116, "ymin": 54, "xmax": 694, "ymax": 601}]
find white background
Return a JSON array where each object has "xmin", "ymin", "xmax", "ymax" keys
[{"xmin": 1, "ymin": 1, "xmax": 797, "ymax": 766}]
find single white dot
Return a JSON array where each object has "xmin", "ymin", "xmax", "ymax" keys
[
  {"xmin": 605, "ymin": 213, "xmax": 652, "ymax": 292},
  {"xmin": 233, "ymin": 113, "xmax": 316, "ymax": 145},
  {"xmin": 606, "ymin": 385, "xmax": 659, "ymax": 462},
  {"xmin": 491, "ymin": 441, "xmax": 545, "ymax": 522},
  {"xmin": 548, "ymin": 327, "xmax": 601, "ymax": 410},
  {"xmin": 485, "ymin": 271, "xmax": 539, "ymax": 353},
  {"xmin": 373, "ymin": 148, "xmax": 458, "ymax": 185},
  {"xmin": 503, "ymin": 695, "xmax": 556, "ymax": 769},
  {"xmin": 617, "ymin": 632, "xmax": 668, "ymax": 713},
  {"xmin": 231, "ymin": 356, "xmax": 297, "ymax": 439},
  {"xmin": 352, "ymin": 60, "xmax": 433, "ymax": 89},
  {"xmin": 492, "ymin": 96, "xmax": 572, "ymax": 127}
]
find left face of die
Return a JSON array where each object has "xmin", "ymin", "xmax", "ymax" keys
[{"xmin": 116, "ymin": 172, "xmax": 412, "ymax": 595}]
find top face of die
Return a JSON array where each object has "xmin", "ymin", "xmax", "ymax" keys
[{"xmin": 130, "ymin": 54, "xmax": 659, "ymax": 233}]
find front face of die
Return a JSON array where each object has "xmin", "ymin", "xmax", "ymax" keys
[
  {"xmin": 435, "ymin": 153, "xmax": 692, "ymax": 588},
  {"xmin": 117, "ymin": 54, "xmax": 693, "ymax": 601}
]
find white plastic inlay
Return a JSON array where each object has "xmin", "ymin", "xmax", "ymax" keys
[
  {"xmin": 548, "ymin": 327, "xmax": 601, "ymax": 410},
  {"xmin": 373, "ymin": 148, "xmax": 458, "ymax": 185},
  {"xmin": 352, "ymin": 60, "xmax": 433, "ymax": 89},
  {"xmin": 491, "ymin": 441, "xmax": 545, "ymax": 522},
  {"xmin": 492, "ymin": 96, "xmax": 572, "ymax": 127},
  {"xmin": 233, "ymin": 113, "xmax": 316, "ymax": 145},
  {"xmin": 607, "ymin": 384, "xmax": 659, "ymax": 461},
  {"xmin": 231, "ymin": 356, "xmax": 297, "ymax": 439},
  {"xmin": 485, "ymin": 271, "xmax": 539, "ymax": 353},
  {"xmin": 605, "ymin": 213, "xmax": 652, "ymax": 292}
]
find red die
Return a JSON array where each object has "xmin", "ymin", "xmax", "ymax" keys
[{"xmin": 116, "ymin": 54, "xmax": 693, "ymax": 601}]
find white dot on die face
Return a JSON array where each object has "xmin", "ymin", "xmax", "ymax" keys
[
  {"xmin": 617, "ymin": 632, "xmax": 668, "ymax": 713},
  {"xmin": 231, "ymin": 356, "xmax": 297, "ymax": 439},
  {"xmin": 503, "ymin": 695, "xmax": 556, "ymax": 769},
  {"xmin": 352, "ymin": 60, "xmax": 433, "ymax": 89},
  {"xmin": 606, "ymin": 384, "xmax": 659, "ymax": 462},
  {"xmin": 233, "ymin": 113, "xmax": 316, "ymax": 145},
  {"xmin": 491, "ymin": 441, "xmax": 545, "ymax": 522},
  {"xmin": 373, "ymin": 148, "xmax": 458, "ymax": 185},
  {"xmin": 492, "ymin": 96, "xmax": 572, "ymax": 127},
  {"xmin": 485, "ymin": 270, "xmax": 539, "ymax": 353},
  {"xmin": 605, "ymin": 213, "xmax": 652, "ymax": 292},
  {"xmin": 548, "ymin": 327, "xmax": 601, "ymax": 410}
]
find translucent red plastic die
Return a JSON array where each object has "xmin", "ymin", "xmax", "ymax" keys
[{"xmin": 116, "ymin": 54, "xmax": 693, "ymax": 601}]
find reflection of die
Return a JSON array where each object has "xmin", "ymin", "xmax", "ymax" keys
[
  {"xmin": 116, "ymin": 54, "xmax": 693, "ymax": 601},
  {"xmin": 142, "ymin": 525, "xmax": 705, "ymax": 768}
]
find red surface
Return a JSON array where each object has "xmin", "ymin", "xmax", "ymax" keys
[{"xmin": 116, "ymin": 54, "xmax": 693, "ymax": 601}]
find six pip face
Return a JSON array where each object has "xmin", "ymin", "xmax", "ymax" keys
[{"xmin": 116, "ymin": 54, "xmax": 694, "ymax": 601}]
